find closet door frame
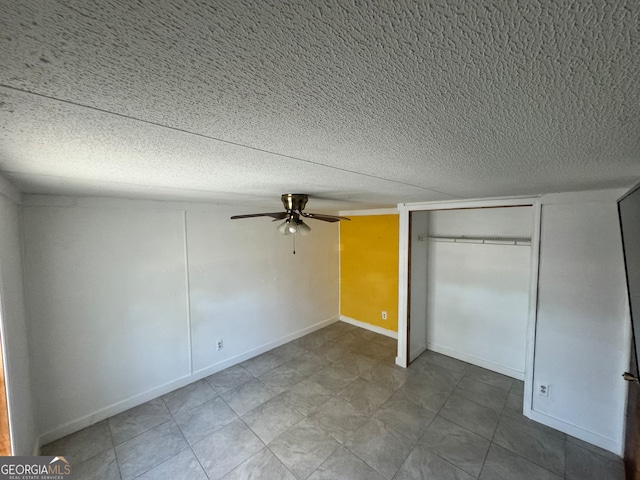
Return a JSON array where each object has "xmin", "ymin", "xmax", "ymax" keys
[{"xmin": 396, "ymin": 195, "xmax": 541, "ymax": 419}]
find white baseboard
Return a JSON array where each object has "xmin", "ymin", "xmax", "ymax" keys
[
  {"xmin": 191, "ymin": 316, "xmax": 339, "ymax": 379},
  {"xmin": 339, "ymin": 315, "xmax": 398, "ymax": 339},
  {"xmin": 37, "ymin": 316, "xmax": 339, "ymax": 447},
  {"xmin": 527, "ymin": 409, "xmax": 622, "ymax": 456},
  {"xmin": 427, "ymin": 342, "xmax": 525, "ymax": 381},
  {"xmin": 395, "ymin": 357, "xmax": 405, "ymax": 368},
  {"xmin": 424, "ymin": 343, "xmax": 621, "ymax": 455}
]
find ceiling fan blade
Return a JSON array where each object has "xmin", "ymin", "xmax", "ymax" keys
[
  {"xmin": 230, "ymin": 212, "xmax": 288, "ymax": 220},
  {"xmin": 301, "ymin": 212, "xmax": 351, "ymax": 222}
]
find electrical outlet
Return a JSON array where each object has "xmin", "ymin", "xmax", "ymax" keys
[
  {"xmin": 537, "ymin": 383, "xmax": 549, "ymax": 397},
  {"xmin": 381, "ymin": 311, "xmax": 388, "ymax": 320},
  {"xmin": 217, "ymin": 339, "xmax": 224, "ymax": 351}
]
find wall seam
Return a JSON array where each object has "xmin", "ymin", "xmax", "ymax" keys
[{"xmin": 183, "ymin": 210, "xmax": 193, "ymax": 375}]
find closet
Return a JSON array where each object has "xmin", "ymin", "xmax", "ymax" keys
[{"xmin": 408, "ymin": 206, "xmax": 534, "ymax": 380}]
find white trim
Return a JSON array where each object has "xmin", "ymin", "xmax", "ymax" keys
[
  {"xmin": 339, "ymin": 315, "xmax": 398, "ymax": 339},
  {"xmin": 427, "ymin": 343, "xmax": 525, "ymax": 380},
  {"xmin": 398, "ymin": 195, "xmax": 539, "ymax": 212},
  {"xmin": 527, "ymin": 408, "xmax": 623, "ymax": 456},
  {"xmin": 338, "ymin": 208, "xmax": 399, "ymax": 216},
  {"xmin": 523, "ymin": 199, "xmax": 542, "ymax": 416},
  {"xmin": 37, "ymin": 316, "xmax": 339, "ymax": 446},
  {"xmin": 396, "ymin": 208, "xmax": 410, "ymax": 368},
  {"xmin": 397, "ymin": 196, "xmax": 538, "ymax": 372}
]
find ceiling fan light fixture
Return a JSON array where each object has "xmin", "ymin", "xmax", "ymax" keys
[
  {"xmin": 278, "ymin": 218, "xmax": 298, "ymax": 235},
  {"xmin": 277, "ymin": 220, "xmax": 289, "ymax": 235},
  {"xmin": 286, "ymin": 221, "xmax": 298, "ymax": 235},
  {"xmin": 232, "ymin": 193, "xmax": 349, "ymax": 243},
  {"xmin": 297, "ymin": 220, "xmax": 311, "ymax": 236}
]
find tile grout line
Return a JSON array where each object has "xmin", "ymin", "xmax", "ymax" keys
[
  {"xmin": 409, "ymin": 354, "xmax": 520, "ymax": 477},
  {"xmin": 43, "ymin": 422, "xmax": 122, "ymax": 478},
  {"xmin": 60, "ymin": 325, "xmax": 602, "ymax": 479},
  {"xmin": 105, "ymin": 420, "xmax": 125, "ymax": 480},
  {"xmin": 420, "ymin": 356, "xmax": 484, "ymax": 478},
  {"xmin": 484, "ymin": 378, "xmax": 511, "ymax": 471},
  {"xmin": 327, "ymin": 349, "xmax": 436, "ymax": 478},
  {"xmin": 160, "ymin": 395, "xmax": 210, "ymax": 480},
  {"xmin": 269, "ymin": 331, "xmax": 395, "ymax": 478},
  {"xmin": 564, "ymin": 435, "xmax": 568, "ymax": 479},
  {"xmin": 488, "ymin": 407, "xmax": 567, "ymax": 478}
]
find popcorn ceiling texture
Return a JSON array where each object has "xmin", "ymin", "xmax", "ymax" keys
[{"xmin": 0, "ymin": 0, "xmax": 638, "ymax": 208}]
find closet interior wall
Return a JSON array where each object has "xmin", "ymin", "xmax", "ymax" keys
[{"xmin": 411, "ymin": 206, "xmax": 534, "ymax": 379}]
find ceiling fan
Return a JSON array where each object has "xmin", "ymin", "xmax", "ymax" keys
[{"xmin": 231, "ymin": 194, "xmax": 350, "ymax": 236}]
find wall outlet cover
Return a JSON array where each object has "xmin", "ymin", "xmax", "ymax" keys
[{"xmin": 537, "ymin": 383, "xmax": 549, "ymax": 397}]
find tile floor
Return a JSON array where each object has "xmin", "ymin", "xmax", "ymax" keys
[{"xmin": 41, "ymin": 321, "xmax": 624, "ymax": 479}]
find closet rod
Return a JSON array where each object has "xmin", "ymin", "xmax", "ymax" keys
[{"xmin": 417, "ymin": 235, "xmax": 531, "ymax": 245}]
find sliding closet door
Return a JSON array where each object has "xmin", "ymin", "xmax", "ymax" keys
[{"xmin": 408, "ymin": 211, "xmax": 429, "ymax": 362}]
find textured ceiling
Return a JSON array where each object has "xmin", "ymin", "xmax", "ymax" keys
[{"xmin": 0, "ymin": 0, "xmax": 639, "ymax": 210}]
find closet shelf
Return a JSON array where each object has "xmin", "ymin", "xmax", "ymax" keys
[{"xmin": 418, "ymin": 235, "xmax": 531, "ymax": 246}]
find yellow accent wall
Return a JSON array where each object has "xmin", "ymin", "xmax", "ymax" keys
[{"xmin": 340, "ymin": 214, "xmax": 399, "ymax": 331}]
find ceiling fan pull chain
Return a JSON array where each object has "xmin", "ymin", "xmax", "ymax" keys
[{"xmin": 293, "ymin": 235, "xmax": 296, "ymax": 255}]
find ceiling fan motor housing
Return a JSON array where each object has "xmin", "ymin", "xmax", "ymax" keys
[{"xmin": 281, "ymin": 194, "xmax": 308, "ymax": 212}]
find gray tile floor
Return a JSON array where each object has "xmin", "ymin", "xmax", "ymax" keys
[{"xmin": 41, "ymin": 321, "xmax": 624, "ymax": 479}]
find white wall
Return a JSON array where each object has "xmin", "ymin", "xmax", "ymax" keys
[
  {"xmin": 22, "ymin": 202, "xmax": 191, "ymax": 437},
  {"xmin": 425, "ymin": 207, "xmax": 533, "ymax": 379},
  {"xmin": 428, "ymin": 207, "xmax": 534, "ymax": 238},
  {"xmin": 187, "ymin": 209, "xmax": 340, "ymax": 372},
  {"xmin": 0, "ymin": 181, "xmax": 38, "ymax": 455},
  {"xmin": 399, "ymin": 191, "xmax": 631, "ymax": 454},
  {"xmin": 20, "ymin": 196, "xmax": 339, "ymax": 443},
  {"xmin": 532, "ymin": 190, "xmax": 629, "ymax": 454}
]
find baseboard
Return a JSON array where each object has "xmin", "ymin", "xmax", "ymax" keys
[
  {"xmin": 424, "ymin": 344, "xmax": 621, "ymax": 455},
  {"xmin": 427, "ymin": 342, "xmax": 525, "ymax": 381},
  {"xmin": 339, "ymin": 315, "xmax": 398, "ymax": 339},
  {"xmin": 527, "ymin": 409, "xmax": 622, "ymax": 456},
  {"xmin": 37, "ymin": 316, "xmax": 339, "ymax": 446},
  {"xmin": 191, "ymin": 316, "xmax": 339, "ymax": 378}
]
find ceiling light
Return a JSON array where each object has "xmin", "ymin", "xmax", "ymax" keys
[
  {"xmin": 297, "ymin": 220, "xmax": 311, "ymax": 236},
  {"xmin": 286, "ymin": 221, "xmax": 298, "ymax": 235},
  {"xmin": 277, "ymin": 219, "xmax": 298, "ymax": 235},
  {"xmin": 277, "ymin": 217, "xmax": 311, "ymax": 236}
]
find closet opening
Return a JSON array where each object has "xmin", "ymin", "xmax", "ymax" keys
[{"xmin": 397, "ymin": 198, "xmax": 540, "ymax": 416}]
